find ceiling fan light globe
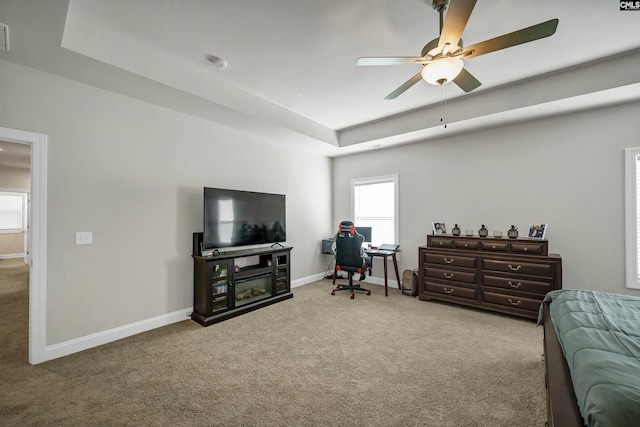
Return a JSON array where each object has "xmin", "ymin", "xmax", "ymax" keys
[{"xmin": 421, "ymin": 57, "xmax": 464, "ymax": 85}]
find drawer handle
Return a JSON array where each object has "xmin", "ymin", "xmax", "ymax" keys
[
  {"xmin": 439, "ymin": 242, "xmax": 444, "ymax": 246},
  {"xmin": 492, "ymin": 245, "xmax": 496, "ymax": 249},
  {"xmin": 523, "ymin": 247, "xmax": 528, "ymax": 252},
  {"xmin": 508, "ymin": 264, "xmax": 522, "ymax": 271},
  {"xmin": 464, "ymin": 243, "xmax": 468, "ymax": 247},
  {"xmin": 508, "ymin": 281, "xmax": 522, "ymax": 288},
  {"xmin": 443, "ymin": 257, "xmax": 454, "ymax": 264},
  {"xmin": 444, "ymin": 287, "xmax": 454, "ymax": 294},
  {"xmin": 443, "ymin": 273, "xmax": 455, "ymax": 279},
  {"xmin": 508, "ymin": 298, "xmax": 522, "ymax": 306}
]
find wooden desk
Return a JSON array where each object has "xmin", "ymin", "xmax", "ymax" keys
[{"xmin": 365, "ymin": 249, "xmax": 401, "ymax": 296}]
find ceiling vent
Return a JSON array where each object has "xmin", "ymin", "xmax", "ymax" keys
[{"xmin": 0, "ymin": 23, "xmax": 8, "ymax": 51}]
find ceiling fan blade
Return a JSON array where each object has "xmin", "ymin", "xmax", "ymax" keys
[
  {"xmin": 385, "ymin": 72, "xmax": 423, "ymax": 100},
  {"xmin": 357, "ymin": 57, "xmax": 425, "ymax": 66},
  {"xmin": 438, "ymin": 0, "xmax": 477, "ymax": 51},
  {"xmin": 453, "ymin": 67, "xmax": 481, "ymax": 92},
  {"xmin": 462, "ymin": 19, "xmax": 559, "ymax": 59}
]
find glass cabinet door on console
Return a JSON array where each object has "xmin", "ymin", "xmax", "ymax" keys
[
  {"xmin": 275, "ymin": 253, "xmax": 289, "ymax": 294},
  {"xmin": 210, "ymin": 261, "xmax": 232, "ymax": 314}
]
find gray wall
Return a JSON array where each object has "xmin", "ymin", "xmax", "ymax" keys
[
  {"xmin": 333, "ymin": 101, "xmax": 640, "ymax": 296},
  {"xmin": 0, "ymin": 164, "xmax": 30, "ymax": 189},
  {"xmin": 0, "ymin": 59, "xmax": 333, "ymax": 345}
]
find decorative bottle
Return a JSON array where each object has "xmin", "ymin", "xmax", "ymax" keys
[
  {"xmin": 508, "ymin": 225, "xmax": 518, "ymax": 239},
  {"xmin": 478, "ymin": 224, "xmax": 488, "ymax": 237},
  {"xmin": 452, "ymin": 224, "xmax": 461, "ymax": 236}
]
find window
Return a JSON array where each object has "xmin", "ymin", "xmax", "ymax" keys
[
  {"xmin": 351, "ymin": 175, "xmax": 398, "ymax": 247},
  {"xmin": 0, "ymin": 191, "xmax": 28, "ymax": 233},
  {"xmin": 625, "ymin": 148, "xmax": 640, "ymax": 289}
]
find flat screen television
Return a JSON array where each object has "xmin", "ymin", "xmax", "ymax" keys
[{"xmin": 203, "ymin": 187, "xmax": 286, "ymax": 249}]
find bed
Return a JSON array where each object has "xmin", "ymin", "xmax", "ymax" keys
[{"xmin": 539, "ymin": 290, "xmax": 640, "ymax": 427}]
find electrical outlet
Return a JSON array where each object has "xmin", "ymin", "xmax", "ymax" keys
[{"xmin": 75, "ymin": 231, "xmax": 92, "ymax": 245}]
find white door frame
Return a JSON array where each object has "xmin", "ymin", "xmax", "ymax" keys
[{"xmin": 0, "ymin": 126, "xmax": 47, "ymax": 364}]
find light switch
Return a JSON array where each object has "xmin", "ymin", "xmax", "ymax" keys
[{"xmin": 75, "ymin": 231, "xmax": 93, "ymax": 245}]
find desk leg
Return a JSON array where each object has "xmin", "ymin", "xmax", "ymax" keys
[
  {"xmin": 392, "ymin": 254, "xmax": 401, "ymax": 290},
  {"xmin": 383, "ymin": 259, "xmax": 388, "ymax": 297}
]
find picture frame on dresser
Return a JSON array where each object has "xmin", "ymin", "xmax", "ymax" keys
[
  {"xmin": 528, "ymin": 223, "xmax": 547, "ymax": 239},
  {"xmin": 432, "ymin": 222, "xmax": 447, "ymax": 235}
]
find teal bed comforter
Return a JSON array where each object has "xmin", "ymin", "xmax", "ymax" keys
[{"xmin": 541, "ymin": 290, "xmax": 640, "ymax": 427}]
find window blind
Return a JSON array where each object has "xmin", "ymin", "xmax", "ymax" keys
[{"xmin": 353, "ymin": 180, "xmax": 396, "ymax": 246}]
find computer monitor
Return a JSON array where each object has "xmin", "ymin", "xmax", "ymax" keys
[{"xmin": 355, "ymin": 226, "xmax": 372, "ymax": 243}]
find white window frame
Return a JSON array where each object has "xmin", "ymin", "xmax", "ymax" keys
[
  {"xmin": 625, "ymin": 147, "xmax": 640, "ymax": 289},
  {"xmin": 0, "ymin": 190, "xmax": 28, "ymax": 233},
  {"xmin": 351, "ymin": 174, "xmax": 399, "ymax": 246}
]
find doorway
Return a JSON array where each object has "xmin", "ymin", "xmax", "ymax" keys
[
  {"xmin": 0, "ymin": 141, "xmax": 31, "ymax": 364},
  {"xmin": 0, "ymin": 126, "xmax": 47, "ymax": 365}
]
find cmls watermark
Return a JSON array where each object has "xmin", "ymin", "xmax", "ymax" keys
[{"xmin": 620, "ymin": 1, "xmax": 640, "ymax": 10}]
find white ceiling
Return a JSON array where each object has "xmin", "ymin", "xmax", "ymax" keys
[{"xmin": 1, "ymin": 0, "xmax": 640, "ymax": 157}]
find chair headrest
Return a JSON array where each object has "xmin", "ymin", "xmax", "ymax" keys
[{"xmin": 338, "ymin": 220, "xmax": 355, "ymax": 235}]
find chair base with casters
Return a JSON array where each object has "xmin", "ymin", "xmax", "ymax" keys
[{"xmin": 331, "ymin": 266, "xmax": 371, "ymax": 299}]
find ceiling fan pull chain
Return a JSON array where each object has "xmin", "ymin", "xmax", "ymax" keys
[{"xmin": 440, "ymin": 84, "xmax": 448, "ymax": 129}]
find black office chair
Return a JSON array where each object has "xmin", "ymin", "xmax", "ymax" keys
[{"xmin": 331, "ymin": 221, "xmax": 371, "ymax": 299}]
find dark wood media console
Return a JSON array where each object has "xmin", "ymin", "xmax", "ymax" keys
[
  {"xmin": 192, "ymin": 246, "xmax": 293, "ymax": 326},
  {"xmin": 418, "ymin": 235, "xmax": 562, "ymax": 319}
]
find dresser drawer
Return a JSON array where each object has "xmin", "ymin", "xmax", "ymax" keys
[
  {"xmin": 510, "ymin": 242, "xmax": 545, "ymax": 255},
  {"xmin": 453, "ymin": 239, "xmax": 480, "ymax": 250},
  {"xmin": 425, "ymin": 267, "xmax": 476, "ymax": 284},
  {"xmin": 482, "ymin": 275, "xmax": 553, "ymax": 295},
  {"xmin": 425, "ymin": 281, "xmax": 477, "ymax": 300},
  {"xmin": 425, "ymin": 253, "xmax": 477, "ymax": 269},
  {"xmin": 480, "ymin": 241, "xmax": 509, "ymax": 252},
  {"xmin": 482, "ymin": 291, "xmax": 543, "ymax": 312},
  {"xmin": 481, "ymin": 259, "xmax": 554, "ymax": 278},
  {"xmin": 430, "ymin": 238, "xmax": 454, "ymax": 248}
]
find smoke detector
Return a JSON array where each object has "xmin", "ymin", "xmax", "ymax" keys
[
  {"xmin": 206, "ymin": 55, "xmax": 227, "ymax": 69},
  {"xmin": 0, "ymin": 23, "xmax": 9, "ymax": 51}
]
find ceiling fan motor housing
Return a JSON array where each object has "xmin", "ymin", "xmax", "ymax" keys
[{"xmin": 422, "ymin": 38, "xmax": 463, "ymax": 58}]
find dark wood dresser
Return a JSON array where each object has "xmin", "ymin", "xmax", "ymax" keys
[{"xmin": 418, "ymin": 235, "xmax": 562, "ymax": 319}]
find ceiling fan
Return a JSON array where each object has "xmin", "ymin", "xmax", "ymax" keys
[{"xmin": 357, "ymin": 0, "xmax": 559, "ymax": 99}]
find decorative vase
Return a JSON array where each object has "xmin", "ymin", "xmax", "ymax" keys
[
  {"xmin": 478, "ymin": 224, "xmax": 488, "ymax": 237},
  {"xmin": 452, "ymin": 224, "xmax": 461, "ymax": 236},
  {"xmin": 508, "ymin": 225, "xmax": 519, "ymax": 239}
]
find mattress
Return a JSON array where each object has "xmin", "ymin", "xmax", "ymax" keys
[{"xmin": 541, "ymin": 290, "xmax": 640, "ymax": 427}]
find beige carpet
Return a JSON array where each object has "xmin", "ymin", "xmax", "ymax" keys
[{"xmin": 0, "ymin": 271, "xmax": 546, "ymax": 426}]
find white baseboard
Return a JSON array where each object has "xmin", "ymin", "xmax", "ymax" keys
[
  {"xmin": 0, "ymin": 253, "xmax": 24, "ymax": 259},
  {"xmin": 42, "ymin": 307, "xmax": 193, "ymax": 362},
  {"xmin": 291, "ymin": 272, "xmax": 325, "ymax": 288}
]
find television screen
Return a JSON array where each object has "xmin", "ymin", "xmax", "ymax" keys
[{"xmin": 203, "ymin": 187, "xmax": 286, "ymax": 249}]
